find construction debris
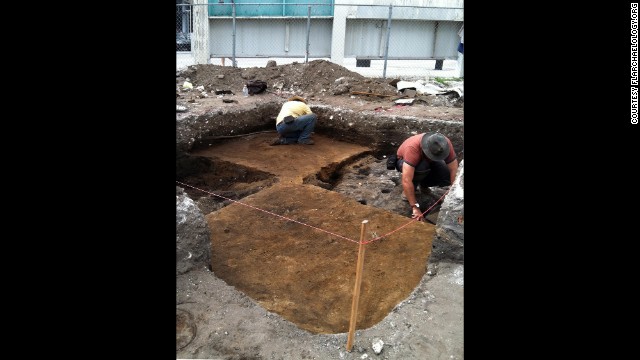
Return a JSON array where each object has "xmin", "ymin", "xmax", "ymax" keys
[{"xmin": 394, "ymin": 98, "xmax": 415, "ymax": 105}]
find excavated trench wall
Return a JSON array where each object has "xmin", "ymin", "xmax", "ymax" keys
[{"xmin": 176, "ymin": 103, "xmax": 464, "ymax": 159}]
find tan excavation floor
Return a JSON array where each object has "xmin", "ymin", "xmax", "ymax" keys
[
  {"xmin": 193, "ymin": 133, "xmax": 435, "ymax": 334},
  {"xmin": 191, "ymin": 132, "xmax": 373, "ymax": 184}
]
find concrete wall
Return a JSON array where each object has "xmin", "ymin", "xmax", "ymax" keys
[
  {"xmin": 343, "ymin": 19, "xmax": 460, "ymax": 59},
  {"xmin": 331, "ymin": 0, "xmax": 462, "ymax": 63}
]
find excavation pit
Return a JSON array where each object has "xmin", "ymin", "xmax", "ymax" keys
[
  {"xmin": 175, "ymin": 60, "xmax": 464, "ymax": 358},
  {"xmin": 182, "ymin": 133, "xmax": 435, "ymax": 334}
]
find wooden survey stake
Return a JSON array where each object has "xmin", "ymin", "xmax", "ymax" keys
[{"xmin": 346, "ymin": 219, "xmax": 368, "ymax": 352}]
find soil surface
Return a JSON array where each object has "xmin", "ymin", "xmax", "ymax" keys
[
  {"xmin": 185, "ymin": 133, "xmax": 435, "ymax": 335},
  {"xmin": 177, "ymin": 59, "xmax": 463, "ymax": 122},
  {"xmin": 176, "ymin": 60, "xmax": 463, "ymax": 359}
]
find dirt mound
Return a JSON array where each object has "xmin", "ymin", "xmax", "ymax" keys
[{"xmin": 178, "ymin": 59, "xmax": 400, "ymax": 98}]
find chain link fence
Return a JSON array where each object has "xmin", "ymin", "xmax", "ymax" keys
[{"xmin": 177, "ymin": 1, "xmax": 463, "ymax": 79}]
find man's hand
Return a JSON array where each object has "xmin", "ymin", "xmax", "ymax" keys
[{"xmin": 411, "ymin": 206, "xmax": 423, "ymax": 221}]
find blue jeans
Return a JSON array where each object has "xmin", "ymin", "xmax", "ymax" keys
[{"xmin": 275, "ymin": 113, "xmax": 317, "ymax": 143}]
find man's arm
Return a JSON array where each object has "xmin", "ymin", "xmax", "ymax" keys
[
  {"xmin": 447, "ymin": 159, "xmax": 459, "ymax": 185},
  {"xmin": 401, "ymin": 162, "xmax": 423, "ymax": 221}
]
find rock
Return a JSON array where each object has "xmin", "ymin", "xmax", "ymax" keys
[
  {"xmin": 266, "ymin": 60, "xmax": 277, "ymax": 67},
  {"xmin": 332, "ymin": 84, "xmax": 351, "ymax": 95},
  {"xmin": 334, "ymin": 76, "xmax": 350, "ymax": 85},
  {"xmin": 401, "ymin": 89, "xmax": 417, "ymax": 97},
  {"xmin": 176, "ymin": 186, "xmax": 211, "ymax": 275},
  {"xmin": 372, "ymin": 339, "xmax": 384, "ymax": 354},
  {"xmin": 433, "ymin": 159, "xmax": 464, "ymax": 262}
]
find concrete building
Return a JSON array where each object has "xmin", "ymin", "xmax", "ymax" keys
[{"xmin": 179, "ymin": 1, "xmax": 463, "ymax": 77}]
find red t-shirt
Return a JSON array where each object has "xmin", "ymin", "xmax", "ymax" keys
[{"xmin": 397, "ymin": 133, "xmax": 456, "ymax": 167}]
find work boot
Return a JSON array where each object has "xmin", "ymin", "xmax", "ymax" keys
[
  {"xmin": 270, "ymin": 137, "xmax": 290, "ymax": 146},
  {"xmin": 298, "ymin": 139, "xmax": 314, "ymax": 145}
]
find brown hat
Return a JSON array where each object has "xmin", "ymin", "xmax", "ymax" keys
[
  {"xmin": 421, "ymin": 133, "xmax": 450, "ymax": 161},
  {"xmin": 287, "ymin": 96, "xmax": 307, "ymax": 103}
]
